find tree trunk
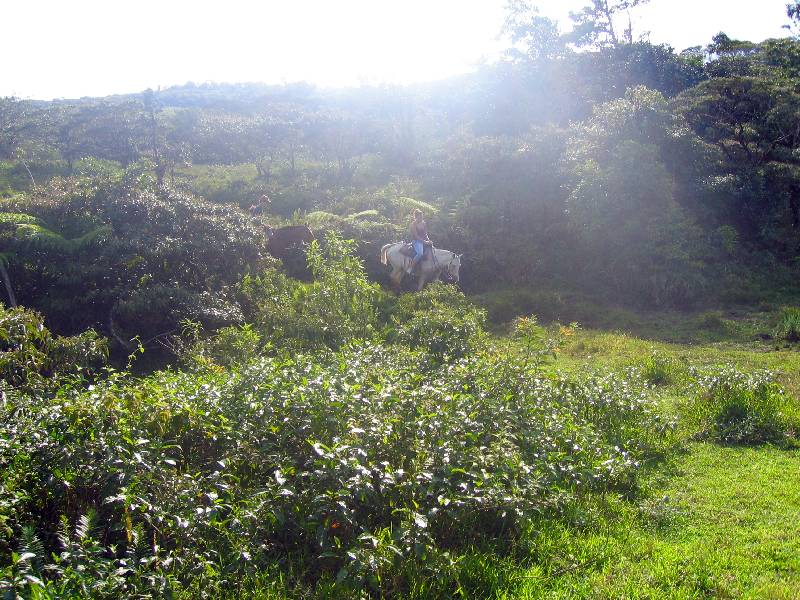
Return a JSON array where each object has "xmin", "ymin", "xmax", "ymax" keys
[
  {"xmin": 0, "ymin": 262, "xmax": 17, "ymax": 307},
  {"xmin": 19, "ymin": 159, "xmax": 36, "ymax": 187},
  {"xmin": 108, "ymin": 307, "xmax": 134, "ymax": 350}
]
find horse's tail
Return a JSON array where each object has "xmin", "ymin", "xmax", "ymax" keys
[{"xmin": 380, "ymin": 243, "xmax": 394, "ymax": 265}]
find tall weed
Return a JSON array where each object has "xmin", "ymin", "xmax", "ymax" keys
[
  {"xmin": 774, "ymin": 306, "xmax": 800, "ymax": 342},
  {"xmin": 687, "ymin": 367, "xmax": 798, "ymax": 445}
]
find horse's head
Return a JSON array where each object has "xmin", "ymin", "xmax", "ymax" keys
[{"xmin": 446, "ymin": 253, "xmax": 462, "ymax": 283}]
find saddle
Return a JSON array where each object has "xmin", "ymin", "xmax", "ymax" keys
[{"xmin": 400, "ymin": 241, "xmax": 434, "ymax": 259}]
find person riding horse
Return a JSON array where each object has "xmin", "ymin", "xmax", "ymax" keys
[{"xmin": 408, "ymin": 209, "xmax": 431, "ymax": 274}]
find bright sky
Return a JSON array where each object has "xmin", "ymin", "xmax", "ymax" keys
[{"xmin": 2, "ymin": 0, "xmax": 792, "ymax": 100}]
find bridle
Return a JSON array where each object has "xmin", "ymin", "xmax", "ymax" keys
[{"xmin": 443, "ymin": 251, "xmax": 460, "ymax": 281}]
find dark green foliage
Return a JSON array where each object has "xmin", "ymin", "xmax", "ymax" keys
[
  {"xmin": 0, "ymin": 335, "xmax": 672, "ymax": 597},
  {"xmin": 4, "ymin": 32, "xmax": 800, "ymax": 313},
  {"xmin": 688, "ymin": 367, "xmax": 798, "ymax": 445},
  {"xmin": 2, "ymin": 175, "xmax": 268, "ymax": 352},
  {"xmin": 390, "ymin": 283, "xmax": 486, "ymax": 361},
  {"xmin": 0, "ymin": 304, "xmax": 106, "ymax": 389}
]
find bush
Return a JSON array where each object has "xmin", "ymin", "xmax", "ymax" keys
[
  {"xmin": 0, "ymin": 305, "xmax": 107, "ymax": 390},
  {"xmin": 0, "ymin": 341, "xmax": 672, "ymax": 597},
  {"xmin": 640, "ymin": 352, "xmax": 675, "ymax": 386},
  {"xmin": 774, "ymin": 306, "xmax": 800, "ymax": 342},
  {"xmin": 4, "ymin": 176, "xmax": 268, "ymax": 351},
  {"xmin": 239, "ymin": 232, "xmax": 382, "ymax": 351},
  {"xmin": 185, "ymin": 322, "xmax": 263, "ymax": 368},
  {"xmin": 390, "ymin": 282, "xmax": 486, "ymax": 361},
  {"xmin": 688, "ymin": 367, "xmax": 798, "ymax": 445}
]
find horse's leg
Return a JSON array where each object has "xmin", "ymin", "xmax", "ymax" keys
[
  {"xmin": 417, "ymin": 269, "xmax": 427, "ymax": 291},
  {"xmin": 390, "ymin": 266, "xmax": 403, "ymax": 292}
]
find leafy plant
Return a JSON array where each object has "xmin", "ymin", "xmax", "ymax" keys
[
  {"xmin": 0, "ymin": 304, "xmax": 107, "ymax": 390},
  {"xmin": 390, "ymin": 282, "xmax": 486, "ymax": 361},
  {"xmin": 640, "ymin": 352, "xmax": 675, "ymax": 386},
  {"xmin": 688, "ymin": 367, "xmax": 798, "ymax": 445},
  {"xmin": 774, "ymin": 306, "xmax": 800, "ymax": 342},
  {"xmin": 0, "ymin": 333, "xmax": 672, "ymax": 596},
  {"xmin": 240, "ymin": 232, "xmax": 382, "ymax": 351}
]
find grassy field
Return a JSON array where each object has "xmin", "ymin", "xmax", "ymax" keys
[
  {"xmin": 500, "ymin": 443, "xmax": 800, "ymax": 599},
  {"xmin": 4, "ymin": 299, "xmax": 798, "ymax": 598},
  {"xmin": 482, "ymin": 316, "xmax": 800, "ymax": 599}
]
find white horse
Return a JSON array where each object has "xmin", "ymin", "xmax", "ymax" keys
[{"xmin": 380, "ymin": 242, "xmax": 462, "ymax": 291}]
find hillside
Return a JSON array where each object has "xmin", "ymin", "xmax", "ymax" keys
[{"xmin": 2, "ymin": 3, "xmax": 800, "ymax": 597}]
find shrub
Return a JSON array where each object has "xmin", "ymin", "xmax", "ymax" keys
[
  {"xmin": 0, "ymin": 341, "xmax": 672, "ymax": 597},
  {"xmin": 4, "ymin": 176, "xmax": 268, "ymax": 350},
  {"xmin": 187, "ymin": 323, "xmax": 263, "ymax": 368},
  {"xmin": 688, "ymin": 367, "xmax": 798, "ymax": 445},
  {"xmin": 774, "ymin": 306, "xmax": 800, "ymax": 342},
  {"xmin": 390, "ymin": 282, "xmax": 486, "ymax": 361},
  {"xmin": 640, "ymin": 352, "xmax": 674, "ymax": 386},
  {"xmin": 240, "ymin": 232, "xmax": 382, "ymax": 350},
  {"xmin": 0, "ymin": 305, "xmax": 107, "ymax": 389}
]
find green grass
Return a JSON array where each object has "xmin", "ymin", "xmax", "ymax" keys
[
  {"xmin": 486, "ymin": 320, "xmax": 800, "ymax": 599},
  {"xmin": 504, "ymin": 443, "xmax": 800, "ymax": 599},
  {"xmin": 557, "ymin": 328, "xmax": 800, "ymax": 399},
  {"xmin": 443, "ymin": 319, "xmax": 799, "ymax": 599}
]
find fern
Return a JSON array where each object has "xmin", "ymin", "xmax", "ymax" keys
[
  {"xmin": 0, "ymin": 212, "xmax": 40, "ymax": 225},
  {"xmin": 75, "ymin": 510, "xmax": 98, "ymax": 542},
  {"xmin": 19, "ymin": 525, "xmax": 45, "ymax": 574},
  {"xmin": 15, "ymin": 224, "xmax": 111, "ymax": 253},
  {"xmin": 56, "ymin": 515, "xmax": 72, "ymax": 552}
]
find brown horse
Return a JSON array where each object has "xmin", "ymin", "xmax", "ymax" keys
[{"xmin": 265, "ymin": 224, "xmax": 315, "ymax": 260}]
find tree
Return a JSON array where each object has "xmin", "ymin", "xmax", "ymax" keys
[
  {"xmin": 564, "ymin": 86, "xmax": 711, "ymax": 305},
  {"xmin": 0, "ymin": 98, "xmax": 35, "ymax": 160},
  {"xmin": 502, "ymin": 1, "xmax": 565, "ymax": 61},
  {"xmin": 142, "ymin": 89, "xmax": 167, "ymax": 186},
  {"xmin": 567, "ymin": 0, "xmax": 651, "ymax": 48},
  {"xmin": 674, "ymin": 35, "xmax": 800, "ymax": 249},
  {"xmin": 0, "ymin": 98, "xmax": 50, "ymax": 186},
  {"xmin": 787, "ymin": 1, "xmax": 800, "ymax": 36}
]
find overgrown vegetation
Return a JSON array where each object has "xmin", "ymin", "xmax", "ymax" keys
[
  {"xmin": 3, "ymin": 1, "xmax": 800, "ymax": 597},
  {"xmin": 0, "ymin": 248, "xmax": 678, "ymax": 596},
  {"xmin": 775, "ymin": 306, "xmax": 800, "ymax": 342},
  {"xmin": 687, "ymin": 367, "xmax": 799, "ymax": 446},
  {"xmin": 4, "ymin": 4, "xmax": 800, "ymax": 340}
]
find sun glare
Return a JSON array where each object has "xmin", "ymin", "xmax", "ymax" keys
[{"xmin": 2, "ymin": 0, "xmax": 792, "ymax": 99}]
